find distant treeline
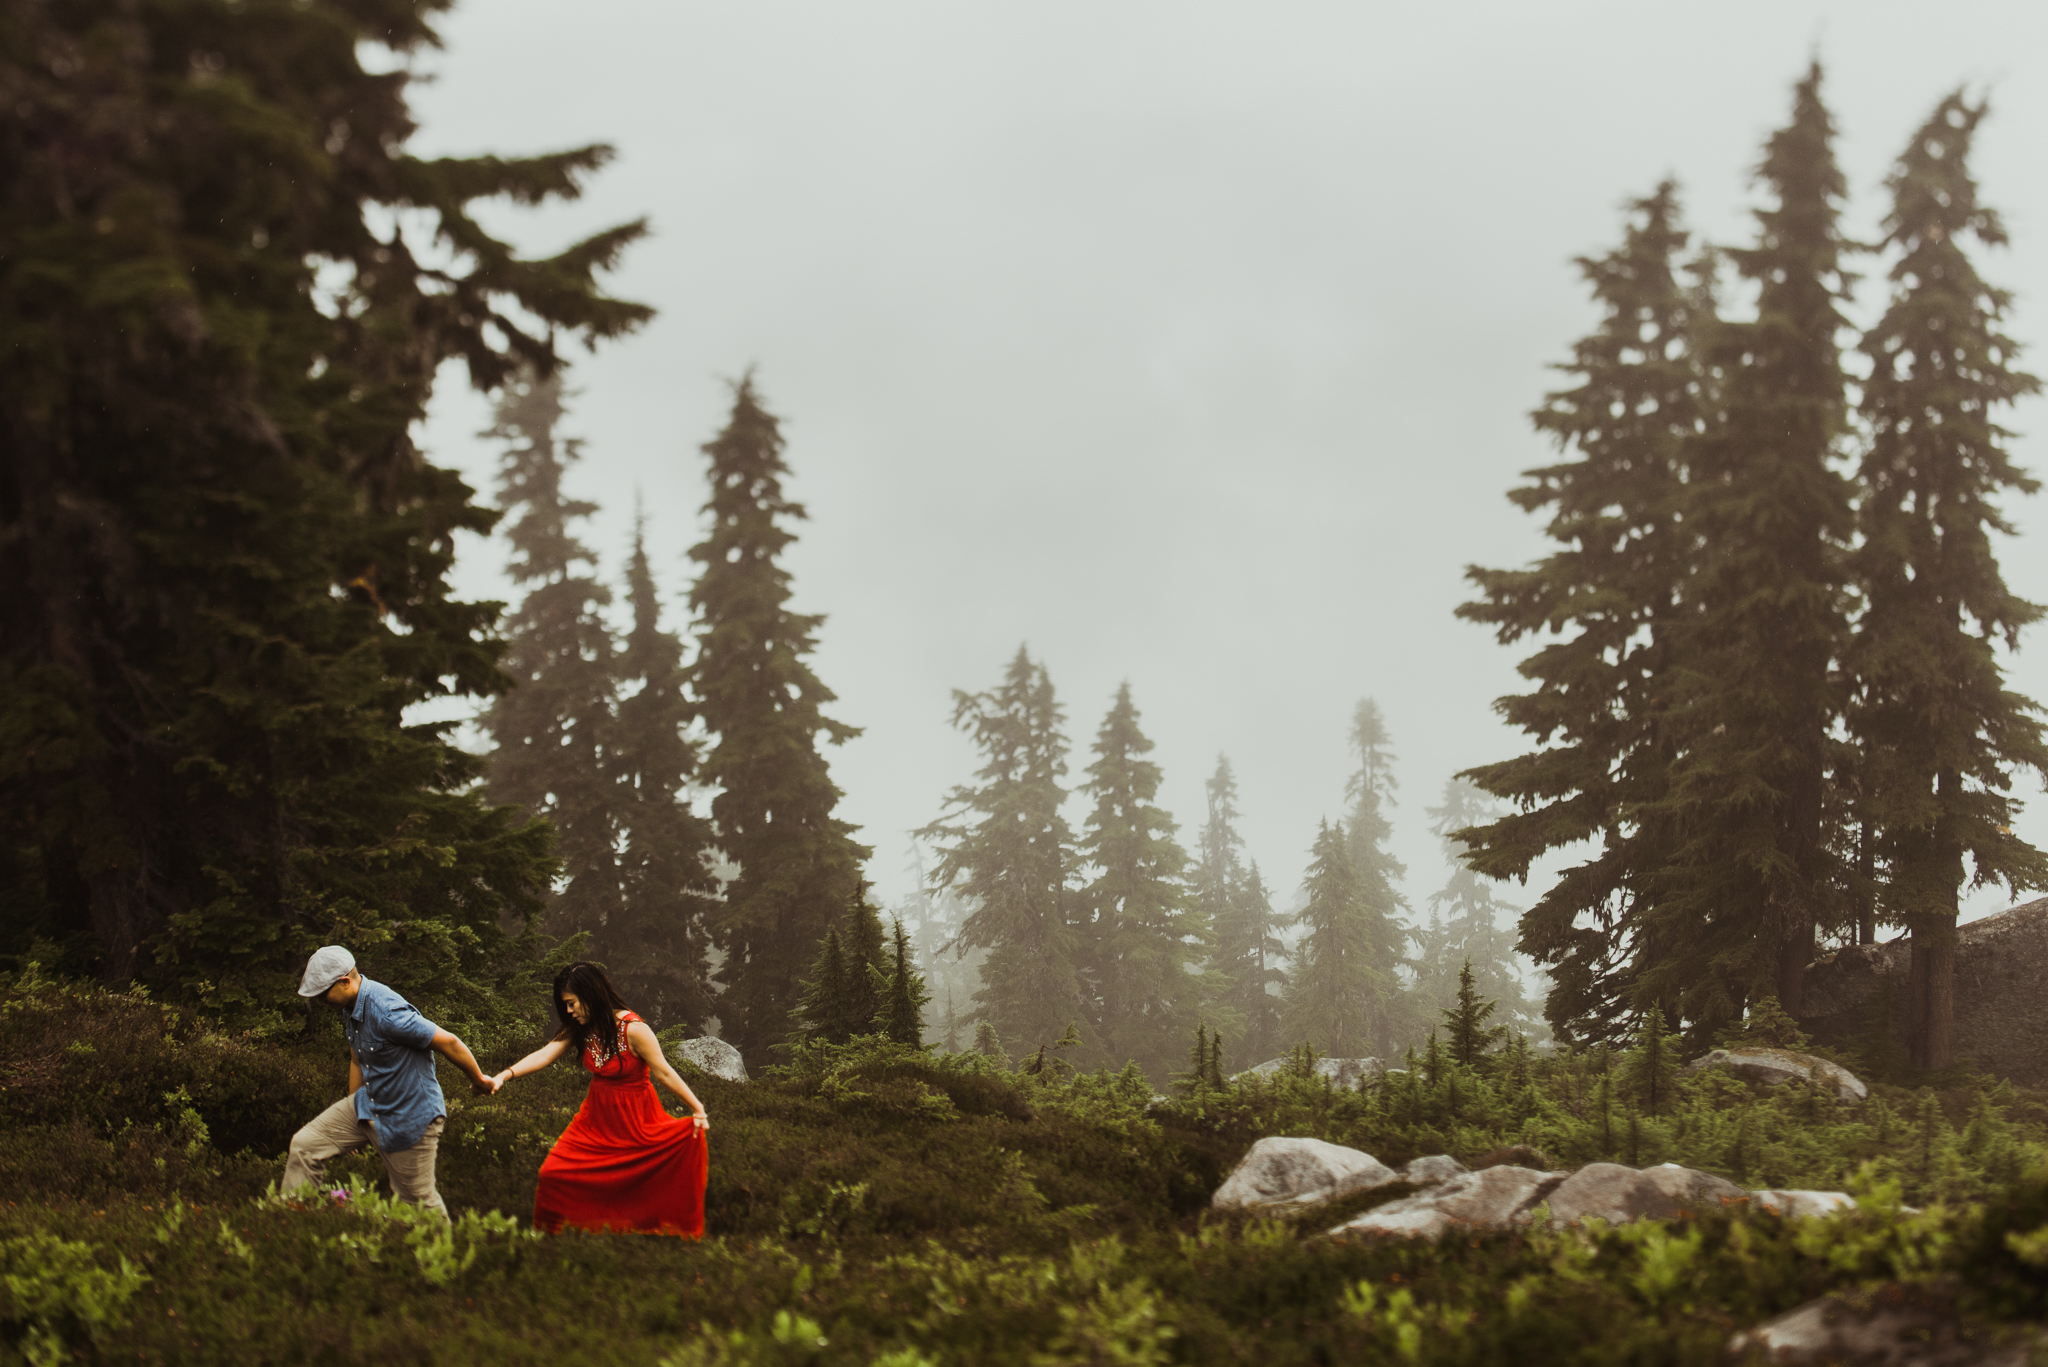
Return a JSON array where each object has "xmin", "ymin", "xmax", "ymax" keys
[{"xmin": 473, "ymin": 365, "xmax": 1538, "ymax": 1080}]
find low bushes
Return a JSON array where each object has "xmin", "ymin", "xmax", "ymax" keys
[{"xmin": 4, "ymin": 972, "xmax": 2048, "ymax": 1363}]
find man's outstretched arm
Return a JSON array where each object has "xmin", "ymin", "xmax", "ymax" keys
[{"xmin": 431, "ymin": 1030, "xmax": 497, "ymax": 1095}]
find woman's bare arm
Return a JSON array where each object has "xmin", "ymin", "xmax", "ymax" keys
[
  {"xmin": 626, "ymin": 1021, "xmax": 709, "ymax": 1133},
  {"xmin": 492, "ymin": 1035, "xmax": 570, "ymax": 1088}
]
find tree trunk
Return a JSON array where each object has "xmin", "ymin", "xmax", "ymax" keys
[
  {"xmin": 1774, "ymin": 884, "xmax": 1815, "ymax": 1016},
  {"xmin": 1855, "ymin": 818, "xmax": 1876, "ymax": 945},
  {"xmin": 1912, "ymin": 918, "xmax": 1957, "ymax": 1070},
  {"xmin": 1913, "ymin": 780, "xmax": 1966, "ymax": 1070}
]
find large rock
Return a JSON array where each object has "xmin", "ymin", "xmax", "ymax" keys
[
  {"xmin": 1232, "ymin": 1057, "xmax": 1386, "ymax": 1090},
  {"xmin": 1401, "ymin": 1155, "xmax": 1469, "ymax": 1187},
  {"xmin": 1730, "ymin": 1285, "xmax": 2041, "ymax": 1366},
  {"xmin": 1684, "ymin": 1047, "xmax": 1868, "ymax": 1104},
  {"xmin": 670, "ymin": 1036, "xmax": 748, "ymax": 1083},
  {"xmin": 1800, "ymin": 898, "xmax": 2048, "ymax": 1086},
  {"xmin": 1211, "ymin": 1137, "xmax": 1398, "ymax": 1214},
  {"xmin": 1328, "ymin": 1165, "xmax": 1566, "ymax": 1244},
  {"xmin": 1545, "ymin": 1162, "xmax": 1747, "ymax": 1227},
  {"xmin": 1750, "ymin": 1189, "xmax": 1856, "ymax": 1220}
]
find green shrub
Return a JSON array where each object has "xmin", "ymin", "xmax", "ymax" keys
[{"xmin": 0, "ymin": 1231, "xmax": 147, "ymax": 1366}]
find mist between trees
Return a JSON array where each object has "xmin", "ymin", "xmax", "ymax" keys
[
  {"xmin": 2, "ymin": 6, "xmax": 2043, "ymax": 1099},
  {"xmin": 464, "ymin": 358, "xmax": 1541, "ymax": 1083}
]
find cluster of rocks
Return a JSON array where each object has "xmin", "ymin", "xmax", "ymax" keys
[{"xmin": 1210, "ymin": 1135, "xmax": 1856, "ymax": 1241}]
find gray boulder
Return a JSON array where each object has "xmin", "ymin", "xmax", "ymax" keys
[
  {"xmin": 1401, "ymin": 1155, "xmax": 1469, "ymax": 1187},
  {"xmin": 1546, "ymin": 1162, "xmax": 1748, "ymax": 1227},
  {"xmin": 670, "ymin": 1036, "xmax": 749, "ymax": 1083},
  {"xmin": 1730, "ymin": 1287, "xmax": 2041, "ymax": 1365},
  {"xmin": 1211, "ymin": 1137, "xmax": 1397, "ymax": 1214},
  {"xmin": 1232, "ymin": 1057, "xmax": 1386, "ymax": 1090},
  {"xmin": 1684, "ymin": 1046, "xmax": 1868, "ymax": 1104},
  {"xmin": 1750, "ymin": 1189, "xmax": 1856, "ymax": 1220},
  {"xmin": 1800, "ymin": 897, "xmax": 2048, "ymax": 1086},
  {"xmin": 1328, "ymin": 1165, "xmax": 1566, "ymax": 1244}
]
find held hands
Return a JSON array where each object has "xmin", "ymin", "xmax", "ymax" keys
[{"xmin": 471, "ymin": 1071, "xmax": 502, "ymax": 1096}]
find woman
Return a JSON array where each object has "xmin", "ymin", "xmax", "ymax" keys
[{"xmin": 494, "ymin": 962, "xmax": 711, "ymax": 1237}]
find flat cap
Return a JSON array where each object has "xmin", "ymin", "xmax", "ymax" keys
[{"xmin": 298, "ymin": 945, "xmax": 357, "ymax": 998}]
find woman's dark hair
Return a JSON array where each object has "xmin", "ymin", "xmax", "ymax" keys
[{"xmin": 552, "ymin": 962, "xmax": 633, "ymax": 1063}]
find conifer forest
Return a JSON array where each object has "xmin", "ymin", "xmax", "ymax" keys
[{"xmin": 6, "ymin": 4, "xmax": 2048, "ymax": 1363}]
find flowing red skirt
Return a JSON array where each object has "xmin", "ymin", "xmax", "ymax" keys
[{"xmin": 534, "ymin": 1067, "xmax": 708, "ymax": 1238}]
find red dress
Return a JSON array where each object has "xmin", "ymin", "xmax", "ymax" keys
[{"xmin": 533, "ymin": 1011, "xmax": 708, "ymax": 1237}]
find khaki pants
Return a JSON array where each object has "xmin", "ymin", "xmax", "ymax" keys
[{"xmin": 282, "ymin": 1094, "xmax": 448, "ymax": 1218}]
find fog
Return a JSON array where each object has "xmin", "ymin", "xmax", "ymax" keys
[{"xmin": 407, "ymin": 2, "xmax": 2048, "ymax": 926}]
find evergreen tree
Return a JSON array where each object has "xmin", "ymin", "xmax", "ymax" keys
[
  {"xmin": 1281, "ymin": 820, "xmax": 1400, "ymax": 1057},
  {"xmin": 1075, "ymin": 684, "xmax": 1202, "ymax": 1078},
  {"xmin": 480, "ymin": 370, "xmax": 625, "ymax": 948},
  {"xmin": 878, "ymin": 917, "xmax": 931, "ymax": 1047},
  {"xmin": 918, "ymin": 648, "xmax": 1086, "ymax": 1059},
  {"xmin": 972, "ymin": 1020, "xmax": 1011, "ymax": 1067},
  {"xmin": 607, "ymin": 513, "xmax": 720, "ymax": 1028},
  {"xmin": 1618, "ymin": 1012, "xmax": 1683, "ymax": 1117},
  {"xmin": 1417, "ymin": 779, "xmax": 1535, "ymax": 1033},
  {"xmin": 1457, "ymin": 182, "xmax": 1714, "ymax": 1045},
  {"xmin": 896, "ymin": 842, "xmax": 982, "ymax": 1050},
  {"xmin": 0, "ymin": 0, "xmax": 647, "ymax": 1012},
  {"xmin": 790, "ymin": 890, "xmax": 888, "ymax": 1044},
  {"xmin": 1339, "ymin": 700, "xmax": 1419, "ymax": 1042},
  {"xmin": 1439, "ymin": 959, "xmax": 1508, "ymax": 1068},
  {"xmin": 686, "ymin": 378, "xmax": 870, "ymax": 1060},
  {"xmin": 1641, "ymin": 64, "xmax": 1857, "ymax": 1029},
  {"xmin": 1847, "ymin": 92, "xmax": 2048, "ymax": 1068},
  {"xmin": 792, "ymin": 929, "xmax": 852, "ymax": 1044},
  {"xmin": 1225, "ymin": 862, "xmax": 1288, "ymax": 1064},
  {"xmin": 1203, "ymin": 758, "xmax": 1286, "ymax": 1062}
]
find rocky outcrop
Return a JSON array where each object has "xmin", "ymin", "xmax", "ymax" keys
[
  {"xmin": 1232, "ymin": 1057, "xmax": 1386, "ymax": 1090},
  {"xmin": 1730, "ymin": 1284, "xmax": 2042, "ymax": 1365},
  {"xmin": 1327, "ymin": 1165, "xmax": 1565, "ymax": 1243},
  {"xmin": 1800, "ymin": 897, "xmax": 2048, "ymax": 1086},
  {"xmin": 671, "ymin": 1036, "xmax": 749, "ymax": 1083},
  {"xmin": 1545, "ymin": 1162, "xmax": 1748, "ymax": 1226},
  {"xmin": 1210, "ymin": 1137, "xmax": 1398, "ymax": 1214},
  {"xmin": 1683, "ymin": 1047, "xmax": 1868, "ymax": 1103},
  {"xmin": 1214, "ymin": 1147, "xmax": 1858, "ymax": 1245},
  {"xmin": 1401, "ymin": 1155, "xmax": 1468, "ymax": 1187}
]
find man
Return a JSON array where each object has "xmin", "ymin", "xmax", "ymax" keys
[{"xmin": 282, "ymin": 945, "xmax": 498, "ymax": 1217}]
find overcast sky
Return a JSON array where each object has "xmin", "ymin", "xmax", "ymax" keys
[{"xmin": 406, "ymin": 2, "xmax": 2048, "ymax": 934}]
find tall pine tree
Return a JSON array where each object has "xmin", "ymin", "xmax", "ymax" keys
[
  {"xmin": 1203, "ymin": 757, "xmax": 1286, "ymax": 1062},
  {"xmin": 1642, "ymin": 63, "xmax": 1857, "ymax": 1029},
  {"xmin": 0, "ymin": 0, "xmax": 647, "ymax": 1013},
  {"xmin": 918, "ymin": 648, "xmax": 1087, "ymax": 1058},
  {"xmin": 1339, "ymin": 699, "xmax": 1418, "ymax": 1044},
  {"xmin": 687, "ymin": 378, "xmax": 869, "ymax": 1059},
  {"xmin": 1457, "ymin": 182, "xmax": 1713, "ymax": 1045},
  {"xmin": 1848, "ymin": 92, "xmax": 2048, "ymax": 1068},
  {"xmin": 1075, "ymin": 684, "xmax": 1202, "ymax": 1079},
  {"xmin": 481, "ymin": 371, "xmax": 624, "ymax": 948},
  {"xmin": 791, "ymin": 889, "xmax": 890, "ymax": 1044},
  {"xmin": 1282, "ymin": 820, "xmax": 1398, "ymax": 1058},
  {"xmin": 607, "ymin": 512, "xmax": 720, "ymax": 1028},
  {"xmin": 1417, "ymin": 778, "xmax": 1535, "ymax": 1035}
]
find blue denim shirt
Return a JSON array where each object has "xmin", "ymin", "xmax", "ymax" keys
[{"xmin": 343, "ymin": 980, "xmax": 445, "ymax": 1153}]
